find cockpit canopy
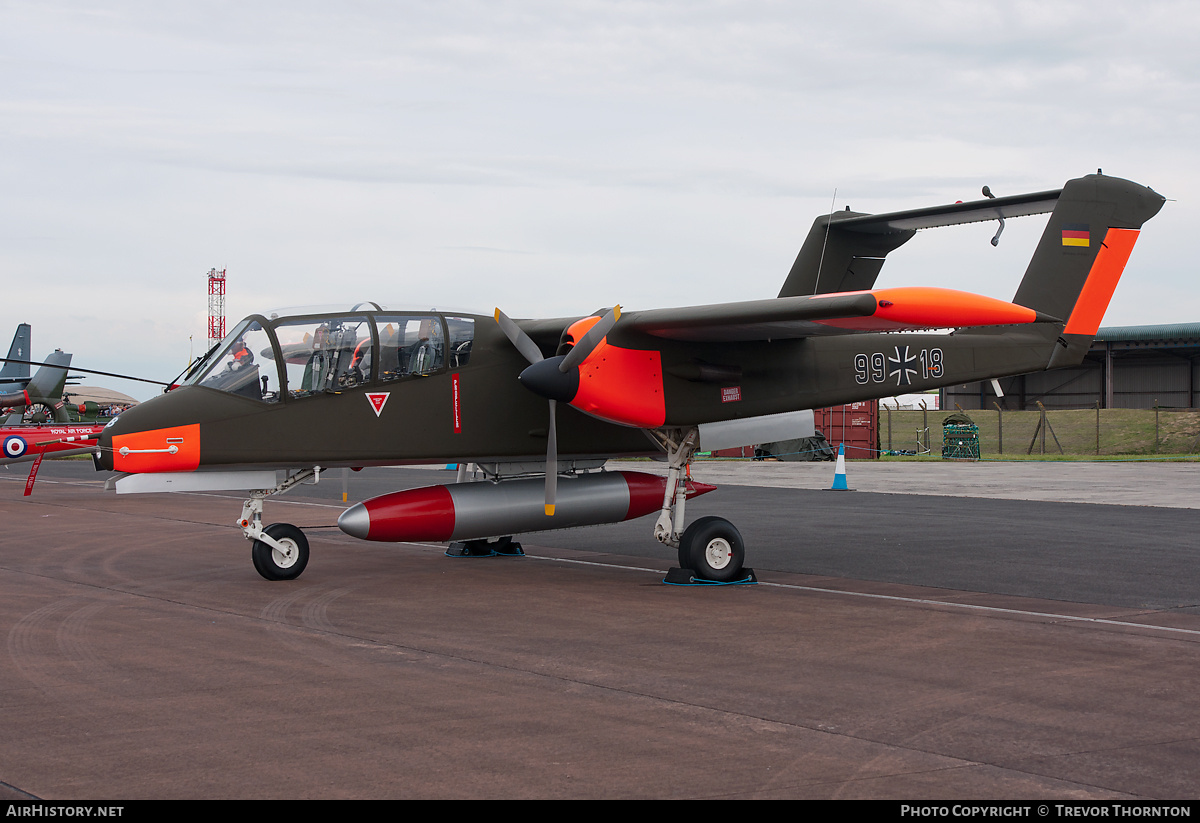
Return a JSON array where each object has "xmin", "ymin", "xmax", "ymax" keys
[{"xmin": 183, "ymin": 307, "xmax": 475, "ymax": 403}]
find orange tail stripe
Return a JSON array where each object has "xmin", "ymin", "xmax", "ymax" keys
[{"xmin": 1063, "ymin": 228, "xmax": 1140, "ymax": 336}]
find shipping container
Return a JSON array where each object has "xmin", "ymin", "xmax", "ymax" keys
[{"xmin": 813, "ymin": 401, "xmax": 879, "ymax": 459}]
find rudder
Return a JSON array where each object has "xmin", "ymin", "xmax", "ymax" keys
[{"xmin": 1012, "ymin": 173, "xmax": 1164, "ymax": 336}]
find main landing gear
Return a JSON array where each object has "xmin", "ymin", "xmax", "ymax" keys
[
  {"xmin": 678, "ymin": 516, "xmax": 746, "ymax": 583},
  {"xmin": 239, "ymin": 468, "xmax": 318, "ymax": 581},
  {"xmin": 652, "ymin": 428, "xmax": 754, "ymax": 584}
]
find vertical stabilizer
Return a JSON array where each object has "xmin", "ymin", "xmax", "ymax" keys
[
  {"xmin": 0, "ymin": 324, "xmax": 32, "ymax": 384},
  {"xmin": 1013, "ymin": 174, "xmax": 1165, "ymax": 334},
  {"xmin": 778, "ymin": 213, "xmax": 915, "ymax": 297},
  {"xmin": 25, "ymin": 351, "xmax": 73, "ymax": 422},
  {"xmin": 1009, "ymin": 173, "xmax": 1164, "ymax": 370}
]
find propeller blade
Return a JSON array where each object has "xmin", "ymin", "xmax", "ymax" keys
[
  {"xmin": 493, "ymin": 309, "xmax": 545, "ymax": 365},
  {"xmin": 545, "ymin": 399, "xmax": 557, "ymax": 516},
  {"xmin": 558, "ymin": 305, "xmax": 621, "ymax": 373}
]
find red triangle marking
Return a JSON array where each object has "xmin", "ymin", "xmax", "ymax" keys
[{"xmin": 366, "ymin": 392, "xmax": 390, "ymax": 417}]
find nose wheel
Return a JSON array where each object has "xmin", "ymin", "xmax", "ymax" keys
[
  {"xmin": 238, "ymin": 468, "xmax": 320, "ymax": 581},
  {"xmin": 251, "ymin": 523, "xmax": 310, "ymax": 581}
]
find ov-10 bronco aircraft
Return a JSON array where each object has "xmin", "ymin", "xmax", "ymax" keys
[{"xmin": 96, "ymin": 172, "xmax": 1164, "ymax": 583}]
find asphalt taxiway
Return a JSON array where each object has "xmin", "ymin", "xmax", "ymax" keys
[{"xmin": 1, "ymin": 459, "xmax": 1198, "ymax": 799}]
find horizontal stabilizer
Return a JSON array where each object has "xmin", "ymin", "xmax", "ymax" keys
[
  {"xmin": 779, "ymin": 187, "xmax": 1062, "ymax": 297},
  {"xmin": 833, "ymin": 188, "xmax": 1061, "ymax": 234}
]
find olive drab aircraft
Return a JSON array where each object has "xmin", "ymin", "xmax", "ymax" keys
[
  {"xmin": 93, "ymin": 172, "xmax": 1164, "ymax": 583},
  {"xmin": 0, "ymin": 324, "xmax": 32, "ymax": 393},
  {"xmin": 0, "ymin": 348, "xmax": 74, "ymax": 424}
]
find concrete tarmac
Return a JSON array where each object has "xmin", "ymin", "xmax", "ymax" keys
[
  {"xmin": 620, "ymin": 458, "xmax": 1200, "ymax": 508},
  {"xmin": 2, "ymin": 460, "xmax": 1199, "ymax": 799}
]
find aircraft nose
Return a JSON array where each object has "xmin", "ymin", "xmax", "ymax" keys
[
  {"xmin": 108, "ymin": 423, "xmax": 201, "ymax": 473},
  {"xmin": 518, "ymin": 356, "xmax": 580, "ymax": 402}
]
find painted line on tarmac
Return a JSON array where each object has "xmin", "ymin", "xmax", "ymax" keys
[
  {"xmin": 530, "ymin": 554, "xmax": 1200, "ymax": 639},
  {"xmin": 757, "ymin": 580, "xmax": 1200, "ymax": 638}
]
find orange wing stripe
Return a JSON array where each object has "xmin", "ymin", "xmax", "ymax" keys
[{"xmin": 1063, "ymin": 228, "xmax": 1140, "ymax": 336}]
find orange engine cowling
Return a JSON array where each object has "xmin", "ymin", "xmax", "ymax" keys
[{"xmin": 559, "ymin": 315, "xmax": 665, "ymax": 428}]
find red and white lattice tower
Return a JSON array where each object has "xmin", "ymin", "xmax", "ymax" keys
[{"xmin": 207, "ymin": 268, "xmax": 227, "ymax": 347}]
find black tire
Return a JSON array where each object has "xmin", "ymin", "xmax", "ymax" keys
[
  {"xmin": 681, "ymin": 516, "xmax": 745, "ymax": 582},
  {"xmin": 251, "ymin": 523, "xmax": 310, "ymax": 581},
  {"xmin": 678, "ymin": 516, "xmax": 720, "ymax": 569}
]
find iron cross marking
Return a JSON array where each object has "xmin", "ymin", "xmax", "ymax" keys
[{"xmin": 887, "ymin": 345, "xmax": 918, "ymax": 386}]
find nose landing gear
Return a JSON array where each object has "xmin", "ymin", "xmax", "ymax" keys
[
  {"xmin": 251, "ymin": 523, "xmax": 310, "ymax": 581},
  {"xmin": 239, "ymin": 467, "xmax": 319, "ymax": 581}
]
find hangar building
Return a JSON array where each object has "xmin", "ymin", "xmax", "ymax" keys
[{"xmin": 942, "ymin": 323, "xmax": 1200, "ymax": 410}]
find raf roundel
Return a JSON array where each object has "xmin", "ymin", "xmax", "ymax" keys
[{"xmin": 4, "ymin": 435, "xmax": 28, "ymax": 458}]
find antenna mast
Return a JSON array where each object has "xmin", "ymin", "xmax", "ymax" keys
[{"xmin": 207, "ymin": 268, "xmax": 227, "ymax": 348}]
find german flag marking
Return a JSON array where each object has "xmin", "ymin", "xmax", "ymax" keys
[{"xmin": 1062, "ymin": 223, "xmax": 1090, "ymax": 247}]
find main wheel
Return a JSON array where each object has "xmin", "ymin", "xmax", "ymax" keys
[
  {"xmin": 251, "ymin": 523, "xmax": 310, "ymax": 581},
  {"xmin": 681, "ymin": 516, "xmax": 745, "ymax": 582}
]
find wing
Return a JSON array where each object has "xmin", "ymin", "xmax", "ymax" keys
[{"xmin": 620, "ymin": 287, "xmax": 1061, "ymax": 343}]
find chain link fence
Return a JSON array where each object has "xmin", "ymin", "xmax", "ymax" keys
[{"xmin": 880, "ymin": 407, "xmax": 1200, "ymax": 456}]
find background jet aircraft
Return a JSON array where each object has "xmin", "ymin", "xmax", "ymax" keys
[{"xmin": 94, "ymin": 172, "xmax": 1165, "ymax": 583}]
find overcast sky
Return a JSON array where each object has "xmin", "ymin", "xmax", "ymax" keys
[{"xmin": 2, "ymin": 1, "xmax": 1197, "ymax": 400}]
